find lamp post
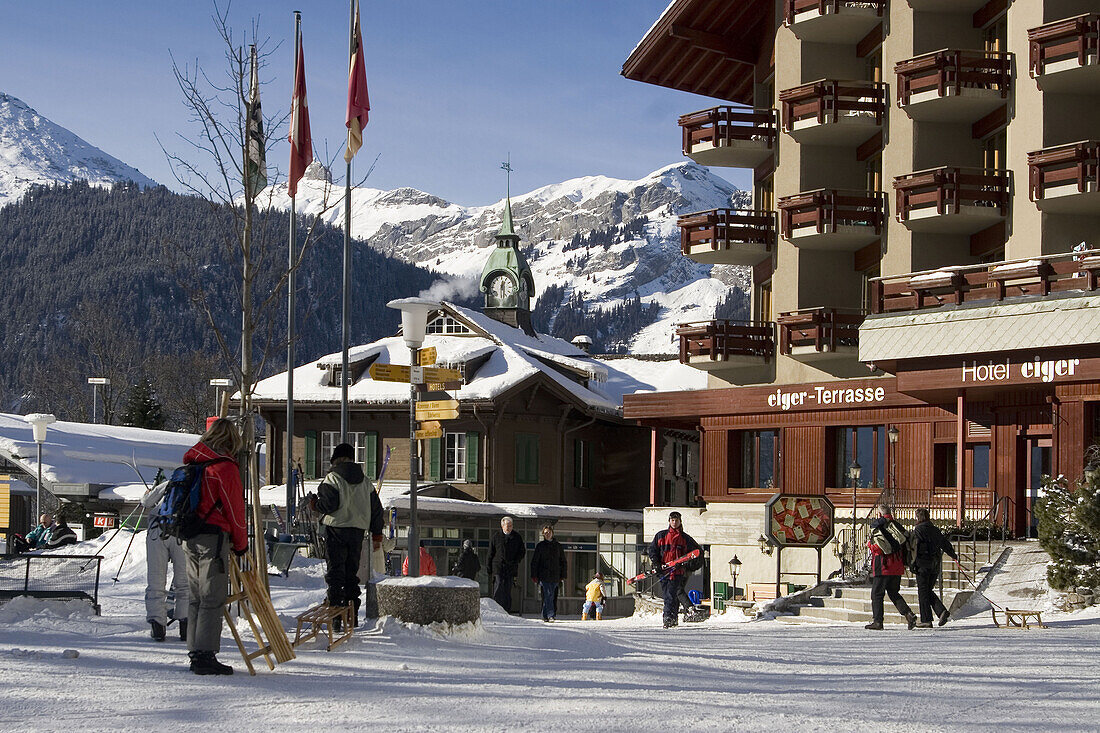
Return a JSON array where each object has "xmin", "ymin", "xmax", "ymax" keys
[
  {"xmin": 87, "ymin": 377, "xmax": 109, "ymax": 424},
  {"xmin": 209, "ymin": 378, "xmax": 232, "ymax": 418},
  {"xmin": 387, "ymin": 297, "xmax": 440, "ymax": 578},
  {"xmin": 847, "ymin": 459, "xmax": 862, "ymax": 577},
  {"xmin": 728, "ymin": 554, "xmax": 741, "ymax": 600},
  {"xmin": 24, "ymin": 414, "xmax": 56, "ymax": 520},
  {"xmin": 887, "ymin": 425, "xmax": 899, "ymax": 503}
]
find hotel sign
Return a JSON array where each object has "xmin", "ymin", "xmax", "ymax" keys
[
  {"xmin": 767, "ymin": 384, "xmax": 887, "ymax": 411},
  {"xmin": 962, "ymin": 356, "xmax": 1081, "ymax": 385}
]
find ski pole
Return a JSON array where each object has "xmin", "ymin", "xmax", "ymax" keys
[
  {"xmin": 79, "ymin": 499, "xmax": 144, "ymax": 573},
  {"xmin": 112, "ymin": 504, "xmax": 147, "ymax": 582}
]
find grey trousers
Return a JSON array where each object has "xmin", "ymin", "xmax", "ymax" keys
[
  {"xmin": 145, "ymin": 527, "xmax": 188, "ymax": 625},
  {"xmin": 184, "ymin": 531, "xmax": 229, "ymax": 653}
]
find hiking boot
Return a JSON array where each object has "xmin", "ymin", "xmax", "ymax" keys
[
  {"xmin": 938, "ymin": 611, "xmax": 950, "ymax": 627},
  {"xmin": 149, "ymin": 620, "xmax": 166, "ymax": 642},
  {"xmin": 189, "ymin": 651, "xmax": 233, "ymax": 676},
  {"xmin": 178, "ymin": 619, "xmax": 188, "ymax": 642},
  {"xmin": 333, "ymin": 614, "xmax": 343, "ymax": 633},
  {"xmin": 663, "ymin": 618, "xmax": 678, "ymax": 629},
  {"xmin": 906, "ymin": 612, "xmax": 917, "ymax": 630},
  {"xmin": 915, "ymin": 621, "xmax": 933, "ymax": 628},
  {"xmin": 864, "ymin": 621, "xmax": 883, "ymax": 630}
]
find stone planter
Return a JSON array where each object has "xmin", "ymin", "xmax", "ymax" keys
[{"xmin": 376, "ymin": 576, "xmax": 480, "ymax": 626}]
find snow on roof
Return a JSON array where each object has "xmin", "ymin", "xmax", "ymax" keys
[
  {"xmin": 383, "ymin": 491, "xmax": 643, "ymax": 525},
  {"xmin": 0, "ymin": 413, "xmax": 198, "ymax": 490}
]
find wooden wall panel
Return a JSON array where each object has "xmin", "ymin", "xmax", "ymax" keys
[
  {"xmin": 1057, "ymin": 400, "xmax": 1086, "ymax": 480},
  {"xmin": 897, "ymin": 421, "xmax": 933, "ymax": 491},
  {"xmin": 701, "ymin": 429, "xmax": 728, "ymax": 499},
  {"xmin": 782, "ymin": 426, "xmax": 825, "ymax": 494}
]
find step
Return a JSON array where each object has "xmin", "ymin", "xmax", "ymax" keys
[{"xmin": 783, "ymin": 606, "xmax": 911, "ymax": 625}]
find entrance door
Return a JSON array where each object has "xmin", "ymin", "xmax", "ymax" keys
[{"xmin": 1017, "ymin": 438, "xmax": 1050, "ymax": 538}]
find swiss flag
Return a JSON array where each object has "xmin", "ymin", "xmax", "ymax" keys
[{"xmin": 344, "ymin": 0, "xmax": 370, "ymax": 163}]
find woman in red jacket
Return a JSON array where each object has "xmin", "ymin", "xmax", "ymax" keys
[{"xmin": 183, "ymin": 418, "xmax": 247, "ymax": 675}]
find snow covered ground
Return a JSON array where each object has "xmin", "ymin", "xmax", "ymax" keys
[{"xmin": 2, "ymin": 532, "xmax": 1097, "ymax": 732}]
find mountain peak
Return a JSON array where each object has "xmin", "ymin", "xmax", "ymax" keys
[{"xmin": 0, "ymin": 91, "xmax": 158, "ymax": 208}]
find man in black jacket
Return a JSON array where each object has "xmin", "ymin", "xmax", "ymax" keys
[
  {"xmin": 451, "ymin": 539, "xmax": 481, "ymax": 580},
  {"xmin": 911, "ymin": 508, "xmax": 958, "ymax": 627},
  {"xmin": 530, "ymin": 524, "xmax": 566, "ymax": 622},
  {"xmin": 488, "ymin": 516, "xmax": 526, "ymax": 612},
  {"xmin": 647, "ymin": 511, "xmax": 702, "ymax": 628}
]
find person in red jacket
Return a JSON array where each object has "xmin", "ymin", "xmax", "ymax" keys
[
  {"xmin": 182, "ymin": 417, "xmax": 247, "ymax": 675},
  {"xmin": 865, "ymin": 505, "xmax": 917, "ymax": 630},
  {"xmin": 647, "ymin": 511, "xmax": 701, "ymax": 629},
  {"xmin": 401, "ymin": 544, "xmax": 437, "ymax": 576}
]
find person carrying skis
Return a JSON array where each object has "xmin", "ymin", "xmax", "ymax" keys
[
  {"xmin": 488, "ymin": 516, "xmax": 526, "ymax": 613},
  {"xmin": 648, "ymin": 511, "xmax": 701, "ymax": 628},
  {"xmin": 451, "ymin": 539, "xmax": 481, "ymax": 580},
  {"xmin": 530, "ymin": 524, "xmax": 566, "ymax": 622},
  {"xmin": 911, "ymin": 508, "xmax": 958, "ymax": 627},
  {"xmin": 865, "ymin": 504, "xmax": 917, "ymax": 630},
  {"xmin": 582, "ymin": 572, "xmax": 606, "ymax": 620}
]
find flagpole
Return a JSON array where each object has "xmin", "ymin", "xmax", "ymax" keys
[
  {"xmin": 286, "ymin": 12, "xmax": 301, "ymax": 529},
  {"xmin": 340, "ymin": 0, "xmax": 355, "ymax": 444}
]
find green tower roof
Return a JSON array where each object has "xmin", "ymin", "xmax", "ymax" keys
[{"xmin": 497, "ymin": 195, "xmax": 516, "ymax": 238}]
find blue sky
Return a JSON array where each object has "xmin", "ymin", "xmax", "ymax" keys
[{"xmin": 1, "ymin": 1, "xmax": 744, "ymax": 205}]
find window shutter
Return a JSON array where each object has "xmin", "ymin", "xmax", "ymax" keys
[
  {"xmin": 365, "ymin": 432, "xmax": 378, "ymax": 479},
  {"xmin": 428, "ymin": 437, "xmax": 441, "ymax": 482},
  {"xmin": 465, "ymin": 432, "xmax": 480, "ymax": 482},
  {"xmin": 587, "ymin": 440, "xmax": 596, "ymax": 489},
  {"xmin": 573, "ymin": 439, "xmax": 582, "ymax": 488},
  {"xmin": 304, "ymin": 430, "xmax": 317, "ymax": 479}
]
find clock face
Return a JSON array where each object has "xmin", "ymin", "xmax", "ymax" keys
[{"xmin": 490, "ymin": 275, "xmax": 516, "ymax": 300}]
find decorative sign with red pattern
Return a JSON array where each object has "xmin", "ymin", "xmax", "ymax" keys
[{"xmin": 764, "ymin": 494, "xmax": 834, "ymax": 549}]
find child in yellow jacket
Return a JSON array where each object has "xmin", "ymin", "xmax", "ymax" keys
[{"xmin": 582, "ymin": 572, "xmax": 606, "ymax": 620}]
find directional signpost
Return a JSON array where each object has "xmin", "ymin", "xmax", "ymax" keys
[
  {"xmin": 368, "ymin": 363, "xmax": 411, "ymax": 383},
  {"xmin": 414, "ymin": 421, "xmax": 443, "ymax": 440},
  {"xmin": 415, "ymin": 399, "xmax": 460, "ymax": 422}
]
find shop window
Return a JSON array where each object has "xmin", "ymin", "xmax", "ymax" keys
[
  {"xmin": 737, "ymin": 430, "xmax": 778, "ymax": 489},
  {"xmin": 835, "ymin": 426, "xmax": 886, "ymax": 488},
  {"xmin": 934, "ymin": 443, "xmax": 957, "ymax": 488},
  {"xmin": 515, "ymin": 433, "xmax": 540, "ymax": 484}
]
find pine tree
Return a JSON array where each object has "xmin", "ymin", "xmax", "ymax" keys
[
  {"xmin": 120, "ymin": 378, "xmax": 166, "ymax": 430},
  {"xmin": 1034, "ymin": 446, "xmax": 1100, "ymax": 591}
]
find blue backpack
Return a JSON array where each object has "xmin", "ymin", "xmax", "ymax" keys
[{"xmin": 149, "ymin": 458, "xmax": 229, "ymax": 539}]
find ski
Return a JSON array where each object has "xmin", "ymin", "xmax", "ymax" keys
[{"xmin": 627, "ymin": 549, "xmax": 700, "ymax": 584}]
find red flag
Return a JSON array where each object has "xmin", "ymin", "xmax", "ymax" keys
[
  {"xmin": 344, "ymin": 0, "xmax": 370, "ymax": 163},
  {"xmin": 288, "ymin": 32, "xmax": 312, "ymax": 197}
]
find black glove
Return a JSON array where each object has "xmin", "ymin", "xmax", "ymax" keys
[
  {"xmin": 233, "ymin": 547, "xmax": 248, "ymax": 558},
  {"xmin": 306, "ymin": 492, "xmax": 318, "ymax": 512}
]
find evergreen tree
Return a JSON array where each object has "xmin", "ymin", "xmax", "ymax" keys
[
  {"xmin": 120, "ymin": 378, "xmax": 166, "ymax": 430},
  {"xmin": 1034, "ymin": 445, "xmax": 1100, "ymax": 591}
]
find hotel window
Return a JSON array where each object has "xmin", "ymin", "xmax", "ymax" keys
[
  {"xmin": 934, "ymin": 443, "xmax": 957, "ymax": 488},
  {"xmin": 426, "ymin": 432, "xmax": 479, "ymax": 483},
  {"xmin": 737, "ymin": 430, "xmax": 778, "ymax": 489},
  {"xmin": 865, "ymin": 47, "xmax": 882, "ymax": 83},
  {"xmin": 426, "ymin": 315, "xmax": 471, "ymax": 335},
  {"xmin": 445, "ymin": 432, "xmax": 467, "ymax": 482},
  {"xmin": 754, "ymin": 175, "xmax": 774, "ymax": 212},
  {"xmin": 982, "ymin": 129, "xmax": 1006, "ymax": 172},
  {"xmin": 515, "ymin": 432, "xmax": 540, "ymax": 484},
  {"xmin": 982, "ymin": 15, "xmax": 1007, "ymax": 53},
  {"xmin": 320, "ymin": 431, "xmax": 378, "ymax": 478},
  {"xmin": 754, "ymin": 279, "xmax": 773, "ymax": 324},
  {"xmin": 835, "ymin": 426, "xmax": 886, "ymax": 489},
  {"xmin": 970, "ymin": 444, "xmax": 990, "ymax": 489}
]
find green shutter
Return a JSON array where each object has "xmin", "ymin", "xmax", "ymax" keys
[
  {"xmin": 304, "ymin": 430, "xmax": 317, "ymax": 479},
  {"xmin": 465, "ymin": 432, "xmax": 479, "ymax": 483},
  {"xmin": 365, "ymin": 432, "xmax": 378, "ymax": 479},
  {"xmin": 428, "ymin": 437, "xmax": 441, "ymax": 482}
]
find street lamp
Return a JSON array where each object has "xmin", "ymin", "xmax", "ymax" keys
[
  {"xmin": 387, "ymin": 297, "xmax": 440, "ymax": 577},
  {"xmin": 757, "ymin": 534, "xmax": 773, "ymax": 556},
  {"xmin": 887, "ymin": 425, "xmax": 899, "ymax": 500},
  {"xmin": 87, "ymin": 377, "xmax": 109, "ymax": 424},
  {"xmin": 209, "ymin": 379, "xmax": 232, "ymax": 417},
  {"xmin": 728, "ymin": 554, "xmax": 742, "ymax": 600},
  {"xmin": 848, "ymin": 459, "xmax": 862, "ymax": 577},
  {"xmin": 24, "ymin": 413, "xmax": 56, "ymax": 520}
]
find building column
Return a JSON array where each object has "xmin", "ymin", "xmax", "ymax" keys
[
  {"xmin": 649, "ymin": 428, "xmax": 660, "ymax": 506},
  {"xmin": 956, "ymin": 391, "xmax": 966, "ymax": 527}
]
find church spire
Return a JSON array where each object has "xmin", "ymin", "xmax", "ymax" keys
[
  {"xmin": 480, "ymin": 156, "xmax": 535, "ymax": 334},
  {"xmin": 498, "ymin": 155, "xmax": 516, "ymax": 238}
]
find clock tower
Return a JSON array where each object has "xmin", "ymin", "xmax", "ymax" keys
[{"xmin": 479, "ymin": 190, "xmax": 536, "ymax": 334}]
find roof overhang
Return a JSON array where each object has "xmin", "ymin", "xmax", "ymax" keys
[{"xmin": 621, "ymin": 0, "xmax": 772, "ymax": 104}]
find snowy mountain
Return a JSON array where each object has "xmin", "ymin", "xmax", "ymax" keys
[
  {"xmin": 0, "ymin": 92, "xmax": 157, "ymax": 207},
  {"xmin": 270, "ymin": 161, "xmax": 752, "ymax": 353}
]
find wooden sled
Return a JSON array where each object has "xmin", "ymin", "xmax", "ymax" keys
[
  {"xmin": 991, "ymin": 607, "xmax": 1048, "ymax": 629},
  {"xmin": 225, "ymin": 562, "xmax": 296, "ymax": 675},
  {"xmin": 293, "ymin": 603, "xmax": 353, "ymax": 651}
]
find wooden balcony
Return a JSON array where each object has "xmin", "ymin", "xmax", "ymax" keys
[
  {"xmin": 893, "ymin": 167, "xmax": 1010, "ymax": 234},
  {"xmin": 895, "ymin": 49, "xmax": 1012, "ymax": 122},
  {"xmin": 679, "ymin": 107, "xmax": 777, "ymax": 169},
  {"xmin": 868, "ymin": 249, "xmax": 1100, "ymax": 314},
  {"xmin": 1029, "ymin": 14, "xmax": 1100, "ymax": 93},
  {"xmin": 1028, "ymin": 141, "xmax": 1100, "ymax": 214},
  {"xmin": 777, "ymin": 308, "xmax": 864, "ymax": 361},
  {"xmin": 779, "ymin": 80, "xmax": 886, "ymax": 146},
  {"xmin": 777, "ymin": 189, "xmax": 884, "ymax": 250},
  {"xmin": 678, "ymin": 209, "xmax": 776, "ymax": 266},
  {"xmin": 784, "ymin": 0, "xmax": 886, "ymax": 44},
  {"xmin": 907, "ymin": 0, "xmax": 988, "ymax": 12},
  {"xmin": 677, "ymin": 320, "xmax": 775, "ymax": 371}
]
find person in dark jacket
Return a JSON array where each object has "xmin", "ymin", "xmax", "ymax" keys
[
  {"xmin": 911, "ymin": 508, "xmax": 958, "ymax": 627},
  {"xmin": 865, "ymin": 505, "xmax": 917, "ymax": 631},
  {"xmin": 311, "ymin": 442, "xmax": 373, "ymax": 628},
  {"xmin": 44, "ymin": 518, "xmax": 77, "ymax": 548},
  {"xmin": 451, "ymin": 539, "xmax": 481, "ymax": 580},
  {"xmin": 647, "ymin": 511, "xmax": 701, "ymax": 628},
  {"xmin": 530, "ymin": 524, "xmax": 566, "ymax": 622},
  {"xmin": 182, "ymin": 418, "xmax": 248, "ymax": 675},
  {"xmin": 487, "ymin": 516, "xmax": 526, "ymax": 612}
]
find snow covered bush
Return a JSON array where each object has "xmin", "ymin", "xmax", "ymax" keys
[{"xmin": 1034, "ymin": 447, "xmax": 1100, "ymax": 592}]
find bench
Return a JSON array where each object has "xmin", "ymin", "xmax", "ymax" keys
[
  {"xmin": 0, "ymin": 554, "xmax": 103, "ymax": 614},
  {"xmin": 992, "ymin": 607, "xmax": 1047, "ymax": 629},
  {"xmin": 293, "ymin": 603, "xmax": 353, "ymax": 651}
]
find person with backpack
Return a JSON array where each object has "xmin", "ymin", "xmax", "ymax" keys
[
  {"xmin": 44, "ymin": 517, "xmax": 78, "ymax": 548},
  {"xmin": 865, "ymin": 504, "xmax": 917, "ymax": 630},
  {"xmin": 648, "ymin": 511, "xmax": 702, "ymax": 629},
  {"xmin": 451, "ymin": 539, "xmax": 480, "ymax": 580},
  {"xmin": 911, "ymin": 508, "xmax": 958, "ymax": 628},
  {"xmin": 181, "ymin": 417, "xmax": 247, "ymax": 675},
  {"xmin": 141, "ymin": 479, "xmax": 188, "ymax": 642},
  {"xmin": 309, "ymin": 442, "xmax": 374, "ymax": 629},
  {"xmin": 530, "ymin": 524, "xmax": 566, "ymax": 622}
]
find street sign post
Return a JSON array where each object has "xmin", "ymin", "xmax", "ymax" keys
[
  {"xmin": 368, "ymin": 363, "xmax": 411, "ymax": 383},
  {"xmin": 415, "ymin": 407, "xmax": 460, "ymax": 422},
  {"xmin": 422, "ymin": 366, "xmax": 463, "ymax": 383},
  {"xmin": 417, "ymin": 347, "xmax": 437, "ymax": 366},
  {"xmin": 414, "ymin": 421, "xmax": 443, "ymax": 439}
]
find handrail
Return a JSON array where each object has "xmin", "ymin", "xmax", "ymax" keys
[
  {"xmin": 785, "ymin": 0, "xmax": 887, "ymax": 25},
  {"xmin": 678, "ymin": 106, "xmax": 778, "ymax": 157},
  {"xmin": 895, "ymin": 49, "xmax": 1013, "ymax": 107},
  {"xmin": 1028, "ymin": 13, "xmax": 1100, "ymax": 78},
  {"xmin": 780, "ymin": 79, "xmax": 887, "ymax": 132}
]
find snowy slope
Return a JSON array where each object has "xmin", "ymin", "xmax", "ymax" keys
[
  {"xmin": 268, "ymin": 161, "xmax": 752, "ymax": 354},
  {"xmin": 0, "ymin": 92, "xmax": 157, "ymax": 208}
]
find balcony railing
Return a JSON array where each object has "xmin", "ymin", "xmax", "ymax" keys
[
  {"xmin": 893, "ymin": 167, "xmax": 1010, "ymax": 231},
  {"xmin": 777, "ymin": 307, "xmax": 864, "ymax": 356},
  {"xmin": 868, "ymin": 249, "xmax": 1100, "ymax": 314},
  {"xmin": 785, "ymin": 0, "xmax": 886, "ymax": 24},
  {"xmin": 1028, "ymin": 140, "xmax": 1100, "ymax": 212},
  {"xmin": 777, "ymin": 189, "xmax": 885, "ymax": 241},
  {"xmin": 1029, "ymin": 14, "xmax": 1100, "ymax": 81},
  {"xmin": 677, "ymin": 320, "xmax": 775, "ymax": 364},
  {"xmin": 779, "ymin": 79, "xmax": 886, "ymax": 143},
  {"xmin": 678, "ymin": 208, "xmax": 776, "ymax": 265},
  {"xmin": 784, "ymin": 0, "xmax": 886, "ymax": 43},
  {"xmin": 678, "ymin": 107, "xmax": 777, "ymax": 168},
  {"xmin": 895, "ymin": 49, "xmax": 1012, "ymax": 118}
]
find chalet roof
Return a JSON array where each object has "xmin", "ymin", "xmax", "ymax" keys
[
  {"xmin": 251, "ymin": 302, "xmax": 707, "ymax": 417},
  {"xmin": 621, "ymin": 0, "xmax": 771, "ymax": 105}
]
